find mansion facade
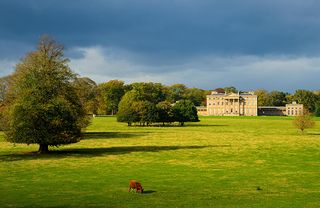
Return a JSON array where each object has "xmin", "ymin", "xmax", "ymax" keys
[
  {"xmin": 206, "ymin": 91, "xmax": 258, "ymax": 116},
  {"xmin": 197, "ymin": 90, "xmax": 303, "ymax": 117}
]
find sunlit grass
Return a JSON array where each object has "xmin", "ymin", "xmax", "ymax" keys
[{"xmin": 0, "ymin": 116, "xmax": 319, "ymax": 207}]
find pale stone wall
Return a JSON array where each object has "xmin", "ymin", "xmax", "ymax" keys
[
  {"xmin": 286, "ymin": 103, "xmax": 304, "ymax": 116},
  {"xmin": 196, "ymin": 106, "xmax": 208, "ymax": 116},
  {"xmin": 206, "ymin": 91, "xmax": 257, "ymax": 116}
]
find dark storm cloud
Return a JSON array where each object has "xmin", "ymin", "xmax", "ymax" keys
[
  {"xmin": 0, "ymin": 0, "xmax": 320, "ymax": 91},
  {"xmin": 1, "ymin": 0, "xmax": 320, "ymax": 59}
]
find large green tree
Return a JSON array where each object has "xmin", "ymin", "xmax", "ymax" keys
[
  {"xmin": 167, "ymin": 84, "xmax": 187, "ymax": 103},
  {"xmin": 0, "ymin": 76, "xmax": 11, "ymax": 130},
  {"xmin": 293, "ymin": 89, "xmax": 319, "ymax": 112},
  {"xmin": 156, "ymin": 101, "xmax": 173, "ymax": 125},
  {"xmin": 266, "ymin": 91, "xmax": 288, "ymax": 106},
  {"xmin": 314, "ymin": 102, "xmax": 320, "ymax": 117},
  {"xmin": 254, "ymin": 89, "xmax": 269, "ymax": 106},
  {"xmin": 184, "ymin": 87, "xmax": 206, "ymax": 106},
  {"xmin": 223, "ymin": 86, "xmax": 238, "ymax": 94},
  {"xmin": 117, "ymin": 90, "xmax": 139, "ymax": 126},
  {"xmin": 99, "ymin": 80, "xmax": 125, "ymax": 115},
  {"xmin": 4, "ymin": 36, "xmax": 89, "ymax": 153},
  {"xmin": 73, "ymin": 77, "xmax": 98, "ymax": 114},
  {"xmin": 130, "ymin": 82, "xmax": 166, "ymax": 104},
  {"xmin": 0, "ymin": 75, "xmax": 11, "ymax": 104},
  {"xmin": 171, "ymin": 100, "xmax": 199, "ymax": 126}
]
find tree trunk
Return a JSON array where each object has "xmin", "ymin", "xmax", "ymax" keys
[{"xmin": 38, "ymin": 144, "xmax": 49, "ymax": 154}]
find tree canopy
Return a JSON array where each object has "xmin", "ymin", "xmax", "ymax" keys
[
  {"xmin": 171, "ymin": 100, "xmax": 199, "ymax": 126},
  {"xmin": 98, "ymin": 80, "xmax": 126, "ymax": 115},
  {"xmin": 73, "ymin": 77, "xmax": 98, "ymax": 114},
  {"xmin": 4, "ymin": 36, "xmax": 89, "ymax": 153},
  {"xmin": 117, "ymin": 84, "xmax": 199, "ymax": 126},
  {"xmin": 293, "ymin": 90, "xmax": 320, "ymax": 113}
]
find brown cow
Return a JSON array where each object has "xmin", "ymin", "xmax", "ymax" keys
[{"xmin": 128, "ymin": 180, "xmax": 144, "ymax": 193}]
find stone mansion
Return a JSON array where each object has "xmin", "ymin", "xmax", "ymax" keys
[
  {"xmin": 205, "ymin": 91, "xmax": 258, "ymax": 116},
  {"xmin": 197, "ymin": 90, "xmax": 303, "ymax": 116}
]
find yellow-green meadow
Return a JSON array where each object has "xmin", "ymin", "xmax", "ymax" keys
[{"xmin": 0, "ymin": 116, "xmax": 319, "ymax": 207}]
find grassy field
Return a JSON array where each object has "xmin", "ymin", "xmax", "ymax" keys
[{"xmin": 0, "ymin": 116, "xmax": 319, "ymax": 207}]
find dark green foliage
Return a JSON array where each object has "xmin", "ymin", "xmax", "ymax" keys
[
  {"xmin": 171, "ymin": 100, "xmax": 199, "ymax": 126},
  {"xmin": 117, "ymin": 84, "xmax": 199, "ymax": 126},
  {"xmin": 254, "ymin": 89, "xmax": 269, "ymax": 106},
  {"xmin": 0, "ymin": 75, "xmax": 10, "ymax": 103},
  {"xmin": 314, "ymin": 102, "xmax": 320, "ymax": 117},
  {"xmin": 156, "ymin": 101, "xmax": 174, "ymax": 125},
  {"xmin": 266, "ymin": 91, "xmax": 288, "ymax": 106},
  {"xmin": 117, "ymin": 91, "xmax": 139, "ymax": 126},
  {"xmin": 0, "ymin": 76, "xmax": 10, "ymax": 131},
  {"xmin": 98, "ymin": 80, "xmax": 125, "ymax": 115},
  {"xmin": 4, "ymin": 36, "xmax": 89, "ymax": 153},
  {"xmin": 130, "ymin": 82, "xmax": 166, "ymax": 104},
  {"xmin": 117, "ymin": 91, "xmax": 159, "ymax": 126},
  {"xmin": 184, "ymin": 88, "xmax": 206, "ymax": 106},
  {"xmin": 293, "ymin": 89, "xmax": 320, "ymax": 112},
  {"xmin": 135, "ymin": 101, "xmax": 158, "ymax": 125},
  {"xmin": 73, "ymin": 77, "xmax": 98, "ymax": 114},
  {"xmin": 167, "ymin": 84, "xmax": 187, "ymax": 103},
  {"xmin": 223, "ymin": 86, "xmax": 238, "ymax": 93}
]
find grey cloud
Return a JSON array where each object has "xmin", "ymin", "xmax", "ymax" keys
[
  {"xmin": 1, "ymin": 0, "xmax": 320, "ymax": 58},
  {"xmin": 69, "ymin": 46, "xmax": 320, "ymax": 92},
  {"xmin": 1, "ymin": 0, "xmax": 320, "ymax": 91}
]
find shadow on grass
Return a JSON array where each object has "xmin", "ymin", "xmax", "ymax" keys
[
  {"xmin": 186, "ymin": 124, "xmax": 229, "ymax": 127},
  {"xmin": 82, "ymin": 132, "xmax": 148, "ymax": 140},
  {"xmin": 0, "ymin": 145, "xmax": 230, "ymax": 161},
  {"xmin": 125, "ymin": 124, "xmax": 229, "ymax": 128},
  {"xmin": 143, "ymin": 190, "xmax": 156, "ymax": 194},
  {"xmin": 307, "ymin": 132, "xmax": 320, "ymax": 136}
]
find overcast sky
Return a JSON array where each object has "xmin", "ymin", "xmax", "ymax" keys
[{"xmin": 1, "ymin": 0, "xmax": 320, "ymax": 92}]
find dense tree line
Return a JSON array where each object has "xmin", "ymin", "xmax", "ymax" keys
[
  {"xmin": 117, "ymin": 83, "xmax": 199, "ymax": 126},
  {"xmin": 66, "ymin": 80, "xmax": 208, "ymax": 117},
  {"xmin": 2, "ymin": 74, "xmax": 320, "ymax": 122},
  {"xmin": 254, "ymin": 89, "xmax": 320, "ymax": 115}
]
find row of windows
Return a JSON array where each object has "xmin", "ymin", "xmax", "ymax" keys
[
  {"xmin": 209, "ymin": 108, "xmax": 257, "ymax": 114},
  {"xmin": 208, "ymin": 97, "xmax": 256, "ymax": 101},
  {"xmin": 287, "ymin": 110, "xmax": 302, "ymax": 115},
  {"xmin": 208, "ymin": 102, "xmax": 256, "ymax": 106},
  {"xmin": 287, "ymin": 107, "xmax": 302, "ymax": 110}
]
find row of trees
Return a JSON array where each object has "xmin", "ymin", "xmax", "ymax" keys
[
  {"xmin": 117, "ymin": 84, "xmax": 199, "ymax": 126},
  {"xmin": 254, "ymin": 89, "xmax": 320, "ymax": 115},
  {"xmin": 2, "ymin": 76, "xmax": 320, "ymax": 122}
]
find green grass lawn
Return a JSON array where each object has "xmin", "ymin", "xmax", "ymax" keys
[{"xmin": 0, "ymin": 116, "xmax": 319, "ymax": 207}]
